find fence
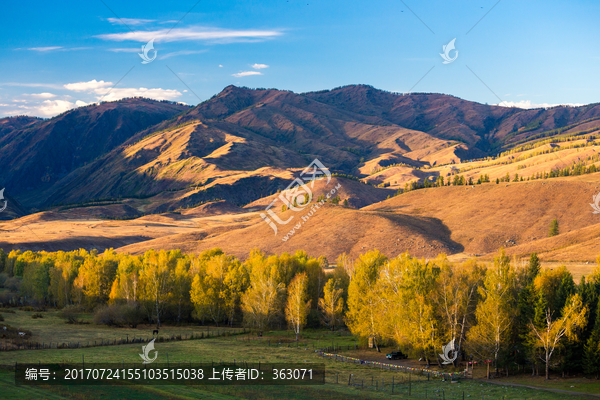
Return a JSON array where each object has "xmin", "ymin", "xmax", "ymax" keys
[
  {"xmin": 317, "ymin": 350, "xmax": 466, "ymax": 381},
  {"xmin": 0, "ymin": 328, "xmax": 249, "ymax": 352}
]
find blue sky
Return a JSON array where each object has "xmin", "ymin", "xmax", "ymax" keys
[{"xmin": 1, "ymin": 0, "xmax": 599, "ymax": 117}]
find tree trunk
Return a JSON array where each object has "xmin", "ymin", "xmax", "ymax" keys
[{"xmin": 155, "ymin": 297, "xmax": 161, "ymax": 329}]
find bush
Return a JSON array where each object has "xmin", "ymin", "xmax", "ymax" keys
[
  {"xmin": 94, "ymin": 303, "xmax": 145, "ymax": 327},
  {"xmin": 32, "ymin": 313, "xmax": 43, "ymax": 319},
  {"xmin": 0, "ymin": 273, "xmax": 7, "ymax": 288},
  {"xmin": 59, "ymin": 305, "xmax": 83, "ymax": 324},
  {"xmin": 121, "ymin": 304, "xmax": 145, "ymax": 328},
  {"xmin": 0, "ymin": 314, "xmax": 3, "ymax": 321},
  {"xmin": 4, "ymin": 277, "xmax": 21, "ymax": 292},
  {"xmin": 0, "ymin": 308, "xmax": 15, "ymax": 314},
  {"xmin": 19, "ymin": 306, "xmax": 34, "ymax": 311},
  {"xmin": 93, "ymin": 304, "xmax": 123, "ymax": 326}
]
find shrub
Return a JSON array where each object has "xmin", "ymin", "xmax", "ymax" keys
[
  {"xmin": 121, "ymin": 304, "xmax": 145, "ymax": 328},
  {"xmin": 0, "ymin": 273, "xmax": 7, "ymax": 287},
  {"xmin": 59, "ymin": 305, "xmax": 83, "ymax": 324},
  {"xmin": 93, "ymin": 304, "xmax": 124, "ymax": 326},
  {"xmin": 0, "ymin": 314, "xmax": 3, "ymax": 321},
  {"xmin": 19, "ymin": 306, "xmax": 34, "ymax": 312},
  {"xmin": 4, "ymin": 277, "xmax": 21, "ymax": 292},
  {"xmin": 32, "ymin": 313, "xmax": 44, "ymax": 319},
  {"xmin": 94, "ymin": 303, "xmax": 145, "ymax": 327}
]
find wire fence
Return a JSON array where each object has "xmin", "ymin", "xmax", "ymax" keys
[
  {"xmin": 317, "ymin": 350, "xmax": 466, "ymax": 380},
  {"xmin": 0, "ymin": 328, "xmax": 249, "ymax": 352}
]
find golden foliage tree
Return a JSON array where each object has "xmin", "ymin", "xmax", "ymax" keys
[
  {"xmin": 346, "ymin": 250, "xmax": 387, "ymax": 351},
  {"xmin": 286, "ymin": 272, "xmax": 311, "ymax": 340},
  {"xmin": 467, "ymin": 250, "xmax": 517, "ymax": 375},
  {"xmin": 319, "ymin": 278, "xmax": 344, "ymax": 331}
]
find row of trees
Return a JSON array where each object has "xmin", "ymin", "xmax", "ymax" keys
[
  {"xmin": 401, "ymin": 162, "xmax": 598, "ymax": 194},
  {"xmin": 1, "ymin": 247, "xmax": 599, "ymax": 379},
  {"xmin": 345, "ymin": 250, "xmax": 600, "ymax": 379},
  {"xmin": 0, "ymin": 248, "xmax": 344, "ymax": 333}
]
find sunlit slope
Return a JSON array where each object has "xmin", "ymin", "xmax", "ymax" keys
[{"xmin": 365, "ymin": 173, "xmax": 600, "ymax": 261}]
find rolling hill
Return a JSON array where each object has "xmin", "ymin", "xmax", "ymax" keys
[{"xmin": 0, "ymin": 98, "xmax": 190, "ymax": 208}]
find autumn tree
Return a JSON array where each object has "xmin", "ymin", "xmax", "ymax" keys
[
  {"xmin": 171, "ymin": 258, "xmax": 192, "ymax": 324},
  {"xmin": 139, "ymin": 250, "xmax": 175, "ymax": 328},
  {"xmin": 190, "ymin": 253, "xmax": 245, "ymax": 326},
  {"xmin": 530, "ymin": 294, "xmax": 588, "ymax": 379},
  {"xmin": 467, "ymin": 249, "xmax": 517, "ymax": 376},
  {"xmin": 346, "ymin": 250, "xmax": 387, "ymax": 351},
  {"xmin": 378, "ymin": 253, "xmax": 442, "ymax": 365},
  {"xmin": 286, "ymin": 272, "xmax": 311, "ymax": 340},
  {"xmin": 241, "ymin": 250, "xmax": 285, "ymax": 333},
  {"xmin": 319, "ymin": 278, "xmax": 344, "ymax": 331},
  {"xmin": 434, "ymin": 258, "xmax": 485, "ymax": 366}
]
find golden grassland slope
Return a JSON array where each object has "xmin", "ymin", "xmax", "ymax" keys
[
  {"xmin": 365, "ymin": 173, "xmax": 600, "ymax": 261},
  {"xmin": 244, "ymin": 177, "xmax": 395, "ymax": 210},
  {"xmin": 117, "ymin": 203, "xmax": 461, "ymax": 261}
]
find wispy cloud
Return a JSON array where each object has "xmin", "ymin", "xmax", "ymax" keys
[
  {"xmin": 96, "ymin": 26, "xmax": 282, "ymax": 43},
  {"xmin": 252, "ymin": 63, "xmax": 269, "ymax": 69},
  {"xmin": 160, "ymin": 49, "xmax": 208, "ymax": 60},
  {"xmin": 0, "ymin": 82, "xmax": 64, "ymax": 90},
  {"xmin": 26, "ymin": 46, "xmax": 91, "ymax": 52},
  {"xmin": 107, "ymin": 48, "xmax": 141, "ymax": 53},
  {"xmin": 232, "ymin": 71, "xmax": 262, "ymax": 77},
  {"xmin": 107, "ymin": 17, "xmax": 155, "ymax": 26},
  {"xmin": 28, "ymin": 46, "xmax": 62, "ymax": 51}
]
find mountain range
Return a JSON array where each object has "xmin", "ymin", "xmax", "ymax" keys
[
  {"xmin": 2, "ymin": 85, "xmax": 600, "ymax": 266},
  {"xmin": 3, "ymin": 84, "xmax": 600, "ymax": 213}
]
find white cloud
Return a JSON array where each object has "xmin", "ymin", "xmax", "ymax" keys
[
  {"xmin": 232, "ymin": 71, "xmax": 262, "ymax": 77},
  {"xmin": 160, "ymin": 49, "xmax": 207, "ymax": 60},
  {"xmin": 64, "ymin": 80, "xmax": 113, "ymax": 92},
  {"xmin": 96, "ymin": 26, "xmax": 282, "ymax": 43},
  {"xmin": 12, "ymin": 99, "xmax": 28, "ymax": 103},
  {"xmin": 251, "ymin": 63, "xmax": 269, "ymax": 69},
  {"xmin": 75, "ymin": 100, "xmax": 88, "ymax": 107},
  {"xmin": 30, "ymin": 92, "xmax": 57, "ymax": 99},
  {"xmin": 36, "ymin": 100, "xmax": 79, "ymax": 116},
  {"xmin": 219, "ymin": 64, "xmax": 223, "ymax": 67},
  {"xmin": 28, "ymin": 46, "xmax": 62, "ymax": 51},
  {"xmin": 97, "ymin": 87, "xmax": 182, "ymax": 102},
  {"xmin": 0, "ymin": 104, "xmax": 9, "ymax": 107},
  {"xmin": 63, "ymin": 79, "xmax": 182, "ymax": 103},
  {"xmin": 497, "ymin": 100, "xmax": 585, "ymax": 109},
  {"xmin": 107, "ymin": 18, "xmax": 155, "ymax": 26}
]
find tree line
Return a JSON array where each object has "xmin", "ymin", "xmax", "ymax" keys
[{"xmin": 0, "ymin": 247, "xmax": 599, "ymax": 379}]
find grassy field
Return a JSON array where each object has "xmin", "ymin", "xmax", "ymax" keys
[
  {"xmin": 0, "ymin": 308, "xmax": 239, "ymax": 345},
  {"xmin": 0, "ymin": 318, "xmax": 597, "ymax": 399}
]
